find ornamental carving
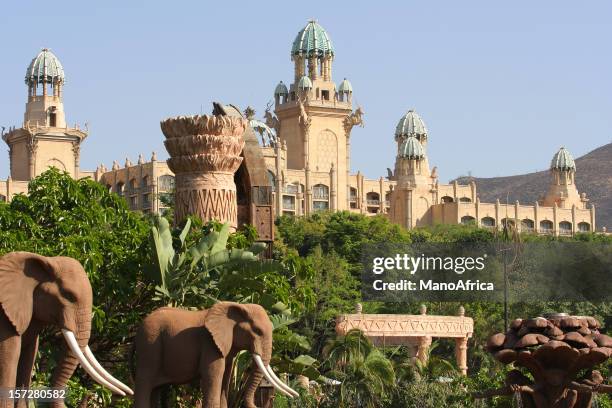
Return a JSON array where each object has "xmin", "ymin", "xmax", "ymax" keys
[
  {"xmin": 343, "ymin": 106, "xmax": 365, "ymax": 136},
  {"xmin": 161, "ymin": 114, "xmax": 246, "ymax": 228},
  {"xmin": 336, "ymin": 313, "xmax": 474, "ymax": 339}
]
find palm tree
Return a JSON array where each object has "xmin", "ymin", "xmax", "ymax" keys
[
  {"xmin": 323, "ymin": 330, "xmax": 395, "ymax": 408},
  {"xmin": 412, "ymin": 342, "xmax": 457, "ymax": 382}
]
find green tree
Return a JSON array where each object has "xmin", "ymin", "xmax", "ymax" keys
[
  {"xmin": 322, "ymin": 330, "xmax": 395, "ymax": 408},
  {"xmin": 0, "ymin": 168, "xmax": 151, "ymax": 406}
]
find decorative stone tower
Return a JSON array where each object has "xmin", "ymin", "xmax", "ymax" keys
[
  {"xmin": 542, "ymin": 147, "xmax": 589, "ymax": 209},
  {"xmin": 390, "ymin": 136, "xmax": 430, "ymax": 228},
  {"xmin": 274, "ymin": 20, "xmax": 362, "ymax": 213},
  {"xmin": 160, "ymin": 114, "xmax": 246, "ymax": 228},
  {"xmin": 2, "ymin": 48, "xmax": 87, "ymax": 181},
  {"xmin": 389, "ymin": 110, "xmax": 437, "ymax": 229},
  {"xmin": 394, "ymin": 110, "xmax": 430, "ymax": 171}
]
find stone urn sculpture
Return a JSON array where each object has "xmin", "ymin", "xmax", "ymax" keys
[
  {"xmin": 477, "ymin": 314, "xmax": 612, "ymax": 407},
  {"xmin": 160, "ymin": 114, "xmax": 246, "ymax": 228}
]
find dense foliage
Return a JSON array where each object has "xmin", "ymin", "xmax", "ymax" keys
[{"xmin": 274, "ymin": 211, "xmax": 612, "ymax": 407}]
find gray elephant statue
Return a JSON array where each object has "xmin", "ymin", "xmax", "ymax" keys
[
  {"xmin": 0, "ymin": 251, "xmax": 132, "ymax": 408},
  {"xmin": 132, "ymin": 302, "xmax": 298, "ymax": 408}
]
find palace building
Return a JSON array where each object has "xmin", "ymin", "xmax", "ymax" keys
[{"xmin": 1, "ymin": 21, "xmax": 596, "ymax": 236}]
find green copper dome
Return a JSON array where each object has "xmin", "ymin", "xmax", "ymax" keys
[
  {"xmin": 297, "ymin": 75, "xmax": 313, "ymax": 90},
  {"xmin": 291, "ymin": 20, "xmax": 334, "ymax": 58},
  {"xmin": 274, "ymin": 81, "xmax": 288, "ymax": 96},
  {"xmin": 338, "ymin": 78, "xmax": 352, "ymax": 93},
  {"xmin": 395, "ymin": 110, "xmax": 428, "ymax": 141},
  {"xmin": 25, "ymin": 48, "xmax": 65, "ymax": 85},
  {"xmin": 550, "ymin": 147, "xmax": 576, "ymax": 171},
  {"xmin": 399, "ymin": 136, "xmax": 425, "ymax": 159}
]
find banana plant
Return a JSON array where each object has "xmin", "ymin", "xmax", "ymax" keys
[{"xmin": 147, "ymin": 216, "xmax": 265, "ymax": 307}]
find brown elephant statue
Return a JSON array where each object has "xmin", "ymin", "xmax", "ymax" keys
[
  {"xmin": 132, "ymin": 302, "xmax": 298, "ymax": 408},
  {"xmin": 0, "ymin": 252, "xmax": 133, "ymax": 408}
]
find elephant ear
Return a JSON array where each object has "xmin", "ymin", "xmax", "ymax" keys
[
  {"xmin": 0, "ymin": 252, "xmax": 54, "ymax": 335},
  {"xmin": 204, "ymin": 302, "xmax": 249, "ymax": 357}
]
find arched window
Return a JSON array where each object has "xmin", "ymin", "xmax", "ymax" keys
[
  {"xmin": 521, "ymin": 219, "xmax": 535, "ymax": 232},
  {"xmin": 559, "ymin": 221, "xmax": 572, "ymax": 235},
  {"xmin": 461, "ymin": 215, "xmax": 475, "ymax": 225},
  {"xmin": 501, "ymin": 218, "xmax": 515, "ymax": 229},
  {"xmin": 0, "ymin": 194, "xmax": 6, "ymax": 203},
  {"xmin": 459, "ymin": 197, "xmax": 472, "ymax": 203},
  {"xmin": 116, "ymin": 182, "xmax": 125, "ymax": 196},
  {"xmin": 366, "ymin": 192, "xmax": 380, "ymax": 205},
  {"xmin": 540, "ymin": 220, "xmax": 553, "ymax": 234},
  {"xmin": 350, "ymin": 187, "xmax": 358, "ymax": 209},
  {"xmin": 141, "ymin": 175, "xmax": 149, "ymax": 187},
  {"xmin": 158, "ymin": 175, "xmax": 175, "ymax": 192},
  {"xmin": 313, "ymin": 184, "xmax": 329, "ymax": 200},
  {"xmin": 267, "ymin": 171, "xmax": 276, "ymax": 192},
  {"xmin": 577, "ymin": 222, "xmax": 590, "ymax": 233},
  {"xmin": 284, "ymin": 183, "xmax": 299, "ymax": 194},
  {"xmin": 385, "ymin": 192, "xmax": 392, "ymax": 207},
  {"xmin": 441, "ymin": 196, "xmax": 454, "ymax": 203},
  {"xmin": 481, "ymin": 217, "xmax": 495, "ymax": 228},
  {"xmin": 366, "ymin": 192, "xmax": 380, "ymax": 214},
  {"xmin": 129, "ymin": 179, "xmax": 137, "ymax": 193}
]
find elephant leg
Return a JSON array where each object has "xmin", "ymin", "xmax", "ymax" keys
[
  {"xmin": 220, "ymin": 353, "xmax": 236, "ymax": 408},
  {"xmin": 14, "ymin": 332, "xmax": 38, "ymax": 408},
  {"xmin": 200, "ymin": 356, "xmax": 225, "ymax": 408},
  {"xmin": 0, "ymin": 316, "xmax": 21, "ymax": 408},
  {"xmin": 134, "ymin": 375, "xmax": 155, "ymax": 408}
]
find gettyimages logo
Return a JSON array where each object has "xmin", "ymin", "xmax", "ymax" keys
[
  {"xmin": 361, "ymin": 242, "xmax": 612, "ymax": 303},
  {"xmin": 372, "ymin": 253, "xmax": 488, "ymax": 275}
]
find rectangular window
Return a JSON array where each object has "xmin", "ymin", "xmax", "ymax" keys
[{"xmin": 313, "ymin": 201, "xmax": 329, "ymax": 211}]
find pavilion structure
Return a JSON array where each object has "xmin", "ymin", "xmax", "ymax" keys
[{"xmin": 335, "ymin": 304, "xmax": 473, "ymax": 375}]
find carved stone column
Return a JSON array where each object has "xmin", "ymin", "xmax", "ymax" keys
[
  {"xmin": 416, "ymin": 335, "xmax": 432, "ymax": 365},
  {"xmin": 161, "ymin": 115, "xmax": 246, "ymax": 228},
  {"xmin": 455, "ymin": 337, "xmax": 468, "ymax": 375}
]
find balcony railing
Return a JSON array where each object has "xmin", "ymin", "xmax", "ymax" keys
[
  {"xmin": 313, "ymin": 192, "xmax": 329, "ymax": 200},
  {"xmin": 367, "ymin": 199, "xmax": 380, "ymax": 206}
]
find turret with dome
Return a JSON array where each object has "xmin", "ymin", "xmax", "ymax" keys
[{"xmin": 2, "ymin": 48, "xmax": 87, "ymax": 182}]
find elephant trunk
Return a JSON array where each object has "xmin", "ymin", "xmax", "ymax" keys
[
  {"xmin": 49, "ymin": 309, "xmax": 91, "ymax": 408},
  {"xmin": 243, "ymin": 356, "xmax": 266, "ymax": 408}
]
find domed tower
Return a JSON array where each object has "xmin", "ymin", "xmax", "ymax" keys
[
  {"xmin": 542, "ymin": 147, "xmax": 588, "ymax": 209},
  {"xmin": 2, "ymin": 49, "xmax": 87, "ymax": 181},
  {"xmin": 394, "ymin": 109, "xmax": 430, "ymax": 172},
  {"xmin": 395, "ymin": 109, "xmax": 428, "ymax": 148},
  {"xmin": 273, "ymin": 20, "xmax": 361, "ymax": 214},
  {"xmin": 389, "ymin": 111, "xmax": 434, "ymax": 229}
]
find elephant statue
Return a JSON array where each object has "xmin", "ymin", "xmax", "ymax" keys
[
  {"xmin": 0, "ymin": 252, "xmax": 133, "ymax": 408},
  {"xmin": 132, "ymin": 302, "xmax": 298, "ymax": 408}
]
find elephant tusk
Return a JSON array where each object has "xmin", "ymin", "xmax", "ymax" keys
[
  {"xmin": 252, "ymin": 354, "xmax": 293, "ymax": 398},
  {"xmin": 322, "ymin": 378, "xmax": 342, "ymax": 386},
  {"xmin": 61, "ymin": 330, "xmax": 127, "ymax": 396},
  {"xmin": 84, "ymin": 346, "xmax": 134, "ymax": 395},
  {"xmin": 266, "ymin": 365, "xmax": 300, "ymax": 398}
]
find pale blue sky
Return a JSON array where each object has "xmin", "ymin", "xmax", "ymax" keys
[{"xmin": 1, "ymin": 1, "xmax": 610, "ymax": 182}]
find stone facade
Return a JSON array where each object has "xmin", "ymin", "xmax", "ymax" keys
[{"xmin": 0, "ymin": 26, "xmax": 598, "ymax": 237}]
